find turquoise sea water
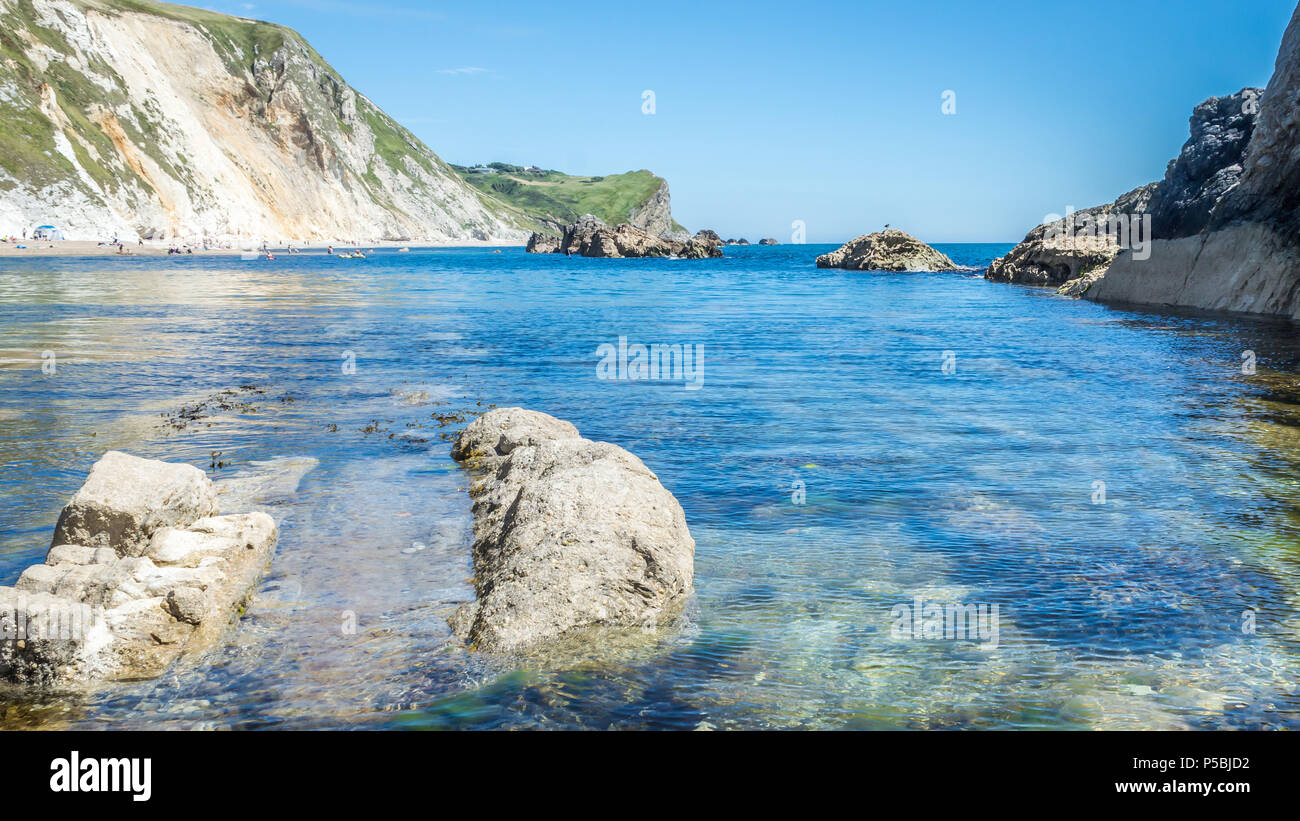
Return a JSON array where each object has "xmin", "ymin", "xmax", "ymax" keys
[{"xmin": 1, "ymin": 243, "xmax": 1298, "ymax": 729}]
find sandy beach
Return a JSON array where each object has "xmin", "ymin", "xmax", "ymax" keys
[{"xmin": 0, "ymin": 238, "xmax": 523, "ymax": 257}]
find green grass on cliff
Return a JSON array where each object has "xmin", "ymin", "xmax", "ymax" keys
[{"xmin": 451, "ymin": 166, "xmax": 676, "ymax": 231}]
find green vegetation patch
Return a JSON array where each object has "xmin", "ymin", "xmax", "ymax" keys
[
  {"xmin": 452, "ymin": 165, "xmax": 666, "ymax": 228},
  {"xmin": 362, "ymin": 104, "xmax": 434, "ymax": 177}
]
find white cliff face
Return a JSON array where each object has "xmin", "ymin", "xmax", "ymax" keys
[{"xmin": 0, "ymin": 0, "xmax": 528, "ymax": 244}]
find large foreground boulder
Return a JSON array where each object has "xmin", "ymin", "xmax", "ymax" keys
[
  {"xmin": 0, "ymin": 453, "xmax": 278, "ymax": 687},
  {"xmin": 815, "ymin": 229, "xmax": 959, "ymax": 271},
  {"xmin": 527, "ymin": 215, "xmax": 722, "ymax": 259},
  {"xmin": 449, "ymin": 408, "xmax": 694, "ymax": 653}
]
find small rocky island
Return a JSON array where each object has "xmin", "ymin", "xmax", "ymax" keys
[
  {"xmin": 0, "ymin": 452, "xmax": 279, "ymax": 687},
  {"xmin": 816, "ymin": 229, "xmax": 959, "ymax": 271},
  {"xmin": 448, "ymin": 408, "xmax": 695, "ymax": 653},
  {"xmin": 527, "ymin": 215, "xmax": 721, "ymax": 259}
]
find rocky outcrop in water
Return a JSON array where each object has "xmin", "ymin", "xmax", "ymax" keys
[
  {"xmin": 985, "ymin": 184, "xmax": 1159, "ymax": 288},
  {"xmin": 448, "ymin": 408, "xmax": 695, "ymax": 653},
  {"xmin": 989, "ymin": 87, "xmax": 1260, "ymax": 291},
  {"xmin": 0, "ymin": 452, "xmax": 279, "ymax": 687},
  {"xmin": 1085, "ymin": 3, "xmax": 1300, "ymax": 321},
  {"xmin": 693, "ymin": 229, "xmax": 723, "ymax": 246},
  {"xmin": 527, "ymin": 215, "xmax": 722, "ymax": 259},
  {"xmin": 758, "ymin": 237, "xmax": 779, "ymax": 245},
  {"xmin": 988, "ymin": 9, "xmax": 1300, "ymax": 323},
  {"xmin": 816, "ymin": 229, "xmax": 958, "ymax": 271},
  {"xmin": 525, "ymin": 233, "xmax": 562, "ymax": 254}
]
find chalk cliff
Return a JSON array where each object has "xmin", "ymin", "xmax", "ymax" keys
[{"xmin": 0, "ymin": 0, "xmax": 529, "ymax": 243}]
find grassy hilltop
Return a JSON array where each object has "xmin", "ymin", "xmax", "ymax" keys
[{"xmin": 452, "ymin": 164, "xmax": 687, "ymax": 234}]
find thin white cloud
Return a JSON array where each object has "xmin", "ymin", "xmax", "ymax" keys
[{"xmin": 436, "ymin": 66, "xmax": 489, "ymax": 75}]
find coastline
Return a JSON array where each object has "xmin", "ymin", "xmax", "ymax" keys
[{"xmin": 0, "ymin": 239, "xmax": 525, "ymax": 258}]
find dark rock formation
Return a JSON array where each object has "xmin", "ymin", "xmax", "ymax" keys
[
  {"xmin": 527, "ymin": 215, "xmax": 722, "ymax": 259},
  {"xmin": 758, "ymin": 237, "xmax": 779, "ymax": 245},
  {"xmin": 986, "ymin": 184, "xmax": 1159, "ymax": 287},
  {"xmin": 525, "ymin": 233, "xmax": 561, "ymax": 254},
  {"xmin": 1146, "ymin": 92, "xmax": 1260, "ymax": 238},
  {"xmin": 989, "ymin": 87, "xmax": 1262, "ymax": 294},
  {"xmin": 816, "ymin": 229, "xmax": 959, "ymax": 271}
]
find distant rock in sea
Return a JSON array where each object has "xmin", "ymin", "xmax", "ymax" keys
[
  {"xmin": 526, "ymin": 233, "xmax": 562, "ymax": 254},
  {"xmin": 758, "ymin": 237, "xmax": 779, "ymax": 245},
  {"xmin": 816, "ymin": 229, "xmax": 959, "ymax": 271},
  {"xmin": 527, "ymin": 215, "xmax": 721, "ymax": 259},
  {"xmin": 449, "ymin": 408, "xmax": 695, "ymax": 653}
]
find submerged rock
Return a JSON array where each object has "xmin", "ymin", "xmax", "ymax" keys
[
  {"xmin": 527, "ymin": 215, "xmax": 722, "ymax": 259},
  {"xmin": 815, "ymin": 229, "xmax": 959, "ymax": 271},
  {"xmin": 0, "ymin": 452, "xmax": 281, "ymax": 687},
  {"xmin": 449, "ymin": 408, "xmax": 695, "ymax": 653}
]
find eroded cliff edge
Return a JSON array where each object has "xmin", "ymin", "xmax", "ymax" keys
[
  {"xmin": 1086, "ymin": 4, "xmax": 1300, "ymax": 320},
  {"xmin": 991, "ymin": 3, "xmax": 1300, "ymax": 322}
]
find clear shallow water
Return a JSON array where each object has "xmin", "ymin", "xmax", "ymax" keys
[{"xmin": 1, "ymin": 243, "xmax": 1298, "ymax": 729}]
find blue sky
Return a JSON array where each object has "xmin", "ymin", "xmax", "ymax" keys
[{"xmin": 204, "ymin": 0, "xmax": 1296, "ymax": 242}]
